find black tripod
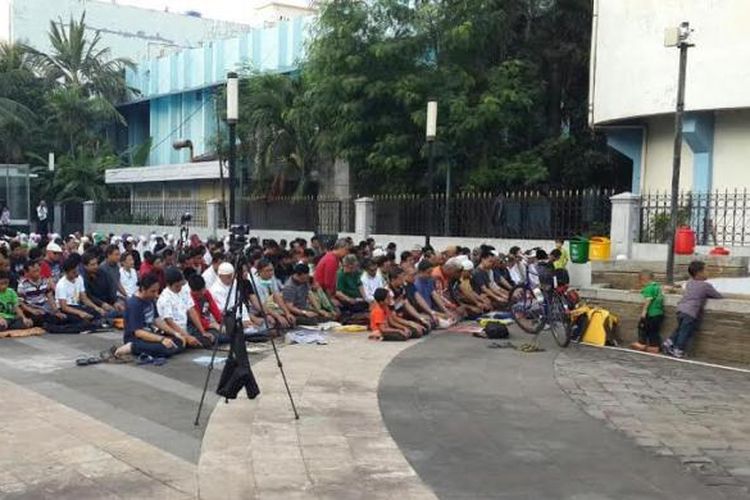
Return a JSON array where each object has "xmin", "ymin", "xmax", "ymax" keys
[{"xmin": 193, "ymin": 253, "xmax": 299, "ymax": 426}]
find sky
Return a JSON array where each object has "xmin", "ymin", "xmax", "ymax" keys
[{"xmin": 97, "ymin": 0, "xmax": 310, "ymax": 23}]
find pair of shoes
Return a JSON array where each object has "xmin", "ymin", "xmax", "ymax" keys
[
  {"xmin": 671, "ymin": 348, "xmax": 685, "ymax": 358},
  {"xmin": 644, "ymin": 346, "xmax": 661, "ymax": 354},
  {"xmin": 630, "ymin": 342, "xmax": 647, "ymax": 351}
]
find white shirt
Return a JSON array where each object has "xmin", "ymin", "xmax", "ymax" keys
[
  {"xmin": 157, "ymin": 286, "xmax": 191, "ymax": 330},
  {"xmin": 56, "ymin": 275, "xmax": 85, "ymax": 307},
  {"xmin": 210, "ymin": 280, "xmax": 250, "ymax": 320},
  {"xmin": 37, "ymin": 205, "xmax": 47, "ymax": 221},
  {"xmin": 361, "ymin": 271, "xmax": 385, "ymax": 302},
  {"xmin": 120, "ymin": 267, "xmax": 138, "ymax": 297},
  {"xmin": 509, "ymin": 261, "xmax": 527, "ymax": 285},
  {"xmin": 202, "ymin": 266, "xmax": 219, "ymax": 289}
]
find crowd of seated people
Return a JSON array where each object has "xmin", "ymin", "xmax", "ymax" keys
[{"xmin": 0, "ymin": 230, "xmax": 569, "ymax": 358}]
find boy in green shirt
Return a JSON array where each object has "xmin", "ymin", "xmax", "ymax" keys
[
  {"xmin": 0, "ymin": 270, "xmax": 33, "ymax": 331},
  {"xmin": 631, "ymin": 270, "xmax": 664, "ymax": 353},
  {"xmin": 553, "ymin": 238, "xmax": 570, "ymax": 270}
]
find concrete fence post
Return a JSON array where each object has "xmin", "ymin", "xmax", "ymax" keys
[
  {"xmin": 609, "ymin": 192, "xmax": 641, "ymax": 259},
  {"xmin": 53, "ymin": 202, "xmax": 62, "ymax": 235},
  {"xmin": 207, "ymin": 199, "xmax": 221, "ymax": 237},
  {"xmin": 83, "ymin": 200, "xmax": 95, "ymax": 235},
  {"xmin": 354, "ymin": 197, "xmax": 375, "ymax": 239}
]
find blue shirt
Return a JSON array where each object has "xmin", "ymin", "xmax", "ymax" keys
[
  {"xmin": 414, "ymin": 276, "xmax": 435, "ymax": 309},
  {"xmin": 124, "ymin": 295, "xmax": 158, "ymax": 343}
]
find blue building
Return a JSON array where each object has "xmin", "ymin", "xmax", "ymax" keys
[{"xmin": 106, "ymin": 15, "xmax": 313, "ymax": 203}]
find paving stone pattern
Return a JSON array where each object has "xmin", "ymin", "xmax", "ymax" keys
[
  {"xmin": 199, "ymin": 333, "xmax": 437, "ymax": 500},
  {"xmin": 555, "ymin": 345, "xmax": 750, "ymax": 498}
]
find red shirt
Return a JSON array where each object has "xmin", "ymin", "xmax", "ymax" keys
[
  {"xmin": 191, "ymin": 290, "xmax": 223, "ymax": 330},
  {"xmin": 314, "ymin": 251, "xmax": 340, "ymax": 295}
]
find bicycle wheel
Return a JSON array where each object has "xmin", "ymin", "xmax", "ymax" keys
[
  {"xmin": 548, "ymin": 293, "xmax": 572, "ymax": 348},
  {"xmin": 509, "ymin": 285, "xmax": 545, "ymax": 334}
]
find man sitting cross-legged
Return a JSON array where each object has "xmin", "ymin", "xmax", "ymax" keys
[
  {"xmin": 81, "ymin": 252, "xmax": 124, "ymax": 325},
  {"xmin": 471, "ymin": 250, "xmax": 509, "ymax": 309},
  {"xmin": 55, "ymin": 256, "xmax": 104, "ymax": 325},
  {"xmin": 282, "ymin": 263, "xmax": 325, "ymax": 325},
  {"xmin": 386, "ymin": 267, "xmax": 427, "ymax": 338},
  {"xmin": 409, "ymin": 261, "xmax": 457, "ymax": 328},
  {"xmin": 112, "ymin": 274, "xmax": 185, "ymax": 360},
  {"xmin": 335, "ymin": 254, "xmax": 369, "ymax": 319},
  {"xmin": 156, "ymin": 267, "xmax": 201, "ymax": 349},
  {"xmin": 18, "ymin": 260, "xmax": 91, "ymax": 333},
  {"xmin": 186, "ymin": 274, "xmax": 227, "ymax": 345}
]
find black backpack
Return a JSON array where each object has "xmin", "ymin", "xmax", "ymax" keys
[{"xmin": 484, "ymin": 323, "xmax": 509, "ymax": 339}]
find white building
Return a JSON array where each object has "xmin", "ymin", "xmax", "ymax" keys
[{"xmin": 589, "ymin": 0, "xmax": 750, "ymax": 194}]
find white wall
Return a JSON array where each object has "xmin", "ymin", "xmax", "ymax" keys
[
  {"xmin": 591, "ymin": 0, "xmax": 750, "ymax": 125},
  {"xmin": 642, "ymin": 115, "xmax": 694, "ymax": 193},
  {"xmin": 713, "ymin": 109, "xmax": 750, "ymax": 191}
]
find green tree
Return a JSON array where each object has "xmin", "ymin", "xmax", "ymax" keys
[
  {"xmin": 234, "ymin": 71, "xmax": 319, "ymax": 196},
  {"xmin": 302, "ymin": 0, "xmax": 620, "ymax": 193},
  {"xmin": 25, "ymin": 14, "xmax": 135, "ymax": 155}
]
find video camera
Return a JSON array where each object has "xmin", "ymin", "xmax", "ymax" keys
[{"xmin": 229, "ymin": 224, "xmax": 250, "ymax": 254}]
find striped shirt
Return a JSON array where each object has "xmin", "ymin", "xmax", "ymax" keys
[{"xmin": 17, "ymin": 277, "xmax": 52, "ymax": 311}]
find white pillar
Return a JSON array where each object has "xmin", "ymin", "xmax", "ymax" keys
[
  {"xmin": 53, "ymin": 202, "xmax": 62, "ymax": 235},
  {"xmin": 207, "ymin": 199, "xmax": 221, "ymax": 238},
  {"xmin": 610, "ymin": 192, "xmax": 641, "ymax": 259},
  {"xmin": 83, "ymin": 200, "xmax": 95, "ymax": 235},
  {"xmin": 354, "ymin": 197, "xmax": 374, "ymax": 239}
]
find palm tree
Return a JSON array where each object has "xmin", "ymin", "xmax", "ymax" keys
[
  {"xmin": 0, "ymin": 42, "xmax": 37, "ymax": 161},
  {"xmin": 237, "ymin": 71, "xmax": 319, "ymax": 196},
  {"xmin": 23, "ymin": 14, "xmax": 135, "ymax": 154},
  {"xmin": 25, "ymin": 13, "xmax": 136, "ymax": 102}
]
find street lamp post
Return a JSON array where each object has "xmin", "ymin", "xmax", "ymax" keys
[
  {"xmin": 664, "ymin": 22, "xmax": 693, "ymax": 284},
  {"xmin": 226, "ymin": 72, "xmax": 239, "ymax": 227},
  {"xmin": 425, "ymin": 99, "xmax": 438, "ymax": 247}
]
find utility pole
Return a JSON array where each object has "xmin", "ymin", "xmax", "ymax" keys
[{"xmin": 664, "ymin": 22, "xmax": 693, "ymax": 284}]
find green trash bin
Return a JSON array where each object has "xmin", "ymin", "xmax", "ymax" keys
[{"xmin": 569, "ymin": 237, "xmax": 589, "ymax": 264}]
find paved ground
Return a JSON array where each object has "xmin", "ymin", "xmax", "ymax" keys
[
  {"xmin": 379, "ymin": 332, "xmax": 748, "ymax": 499},
  {"xmin": 556, "ymin": 346, "xmax": 750, "ymax": 497},
  {"xmin": 0, "ymin": 331, "xmax": 273, "ymax": 463},
  {"xmin": 199, "ymin": 333, "xmax": 436, "ymax": 500},
  {"xmin": 3, "ymin": 327, "xmax": 750, "ymax": 499}
]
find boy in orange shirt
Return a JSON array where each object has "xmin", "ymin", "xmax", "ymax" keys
[{"xmin": 369, "ymin": 288, "xmax": 409, "ymax": 341}]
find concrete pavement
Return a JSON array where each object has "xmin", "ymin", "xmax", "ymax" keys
[
  {"xmin": 378, "ymin": 332, "xmax": 743, "ymax": 499},
  {"xmin": 3, "ymin": 327, "xmax": 750, "ymax": 499}
]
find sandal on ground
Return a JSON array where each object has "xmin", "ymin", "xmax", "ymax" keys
[
  {"xmin": 75, "ymin": 356, "xmax": 101, "ymax": 366},
  {"xmin": 488, "ymin": 341, "xmax": 516, "ymax": 349}
]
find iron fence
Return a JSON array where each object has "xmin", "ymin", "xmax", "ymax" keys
[
  {"xmin": 96, "ymin": 199, "xmax": 207, "ymax": 226},
  {"xmin": 240, "ymin": 197, "xmax": 354, "ymax": 234},
  {"xmin": 640, "ymin": 190, "xmax": 750, "ymax": 247},
  {"xmin": 373, "ymin": 188, "xmax": 615, "ymax": 239}
]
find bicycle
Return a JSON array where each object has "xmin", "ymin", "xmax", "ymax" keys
[{"xmin": 508, "ymin": 265, "xmax": 572, "ymax": 348}]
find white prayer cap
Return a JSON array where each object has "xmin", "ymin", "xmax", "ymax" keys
[
  {"xmin": 461, "ymin": 260, "xmax": 474, "ymax": 271},
  {"xmin": 218, "ymin": 262, "xmax": 235, "ymax": 276}
]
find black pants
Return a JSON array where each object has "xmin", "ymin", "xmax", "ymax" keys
[
  {"xmin": 131, "ymin": 337, "xmax": 185, "ymax": 358},
  {"xmin": 638, "ymin": 315, "xmax": 663, "ymax": 346},
  {"xmin": 0, "ymin": 318, "xmax": 27, "ymax": 331}
]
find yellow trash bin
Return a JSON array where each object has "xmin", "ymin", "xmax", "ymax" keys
[{"xmin": 588, "ymin": 236, "xmax": 611, "ymax": 261}]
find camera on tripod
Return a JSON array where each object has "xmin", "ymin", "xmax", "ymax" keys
[{"xmin": 229, "ymin": 224, "xmax": 250, "ymax": 254}]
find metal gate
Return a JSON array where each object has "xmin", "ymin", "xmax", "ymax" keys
[{"xmin": 60, "ymin": 201, "xmax": 83, "ymax": 236}]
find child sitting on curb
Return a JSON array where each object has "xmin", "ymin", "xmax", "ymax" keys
[
  {"xmin": 663, "ymin": 261, "xmax": 722, "ymax": 358},
  {"xmin": 631, "ymin": 270, "xmax": 664, "ymax": 353}
]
